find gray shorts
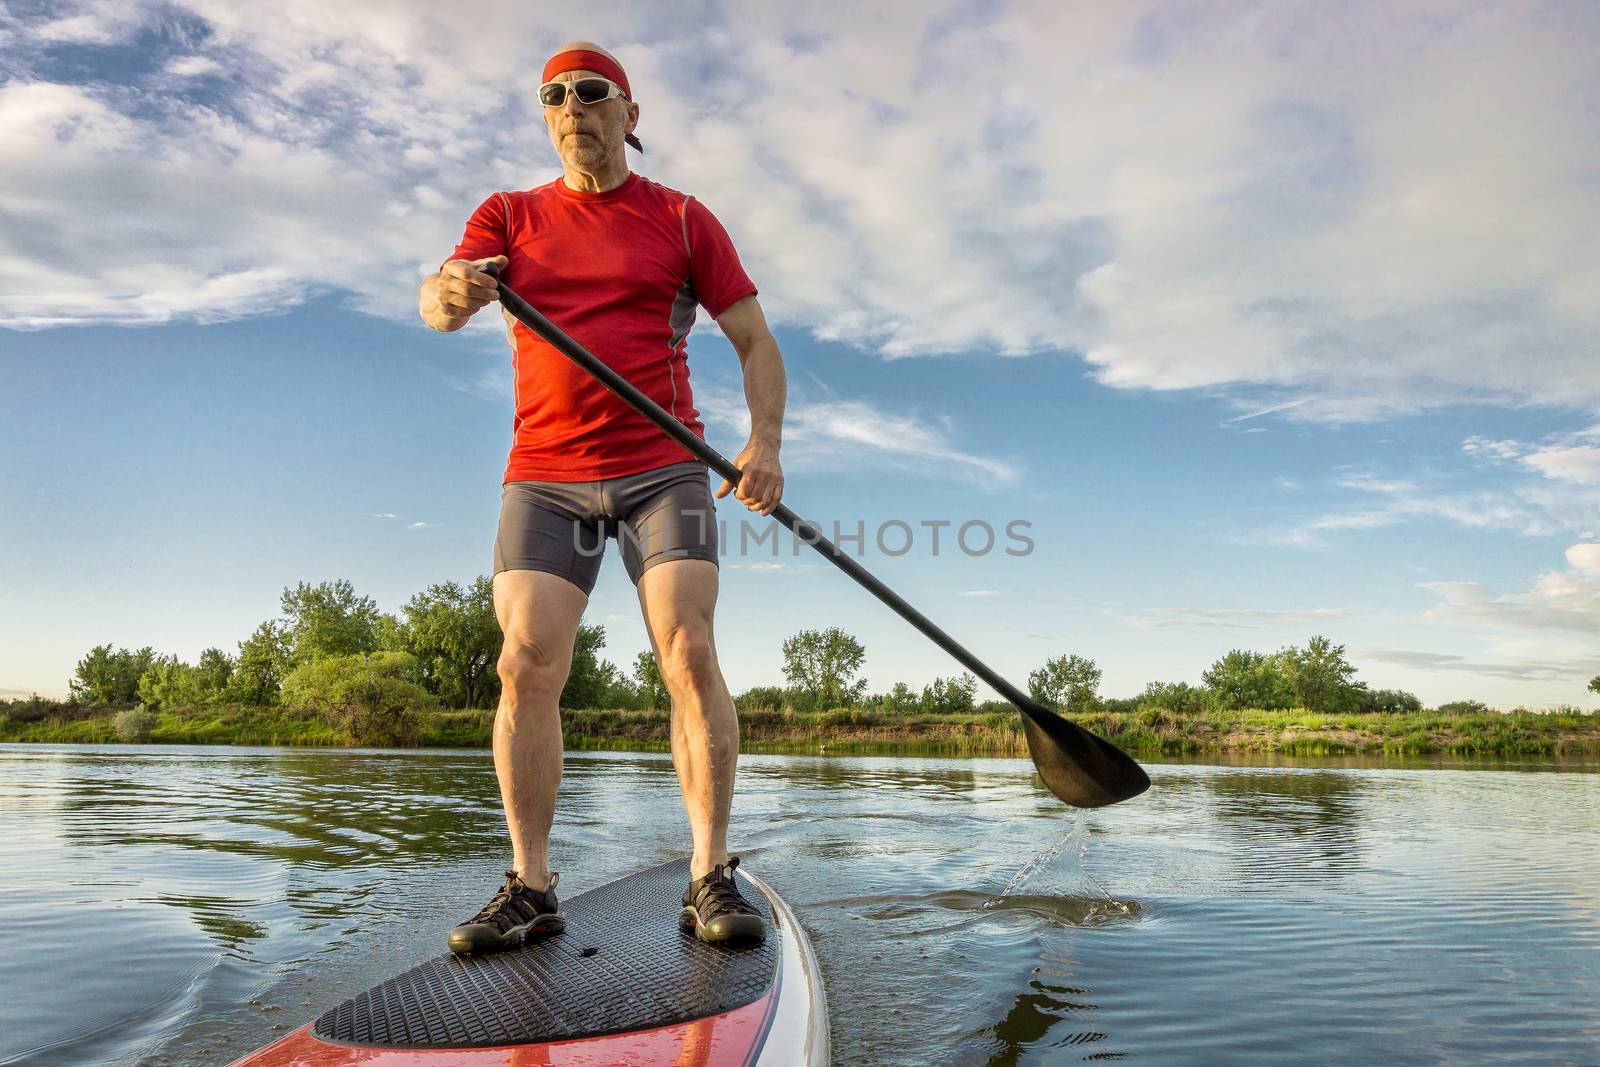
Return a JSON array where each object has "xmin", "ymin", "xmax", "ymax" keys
[{"xmin": 493, "ymin": 461, "xmax": 719, "ymax": 595}]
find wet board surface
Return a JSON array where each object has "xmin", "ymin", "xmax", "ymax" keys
[{"xmin": 310, "ymin": 858, "xmax": 777, "ymax": 1049}]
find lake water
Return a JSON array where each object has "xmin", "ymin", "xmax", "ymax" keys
[{"xmin": 1, "ymin": 744, "xmax": 1597, "ymax": 1065}]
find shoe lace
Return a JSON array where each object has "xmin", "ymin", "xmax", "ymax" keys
[
  {"xmin": 467, "ymin": 871, "xmax": 547, "ymax": 928},
  {"xmin": 694, "ymin": 859, "xmax": 757, "ymax": 918},
  {"xmin": 466, "ymin": 876, "xmax": 518, "ymax": 925}
]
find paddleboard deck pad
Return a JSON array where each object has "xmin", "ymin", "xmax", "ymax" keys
[{"xmin": 231, "ymin": 858, "xmax": 828, "ymax": 1066}]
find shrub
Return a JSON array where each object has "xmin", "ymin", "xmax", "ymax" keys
[
  {"xmin": 280, "ymin": 652, "xmax": 436, "ymax": 746},
  {"xmin": 114, "ymin": 704, "xmax": 158, "ymax": 742},
  {"xmin": 1139, "ymin": 681, "xmax": 1213, "ymax": 715},
  {"xmin": 735, "ymin": 685, "xmax": 788, "ymax": 712},
  {"xmin": 1359, "ymin": 688, "xmax": 1423, "ymax": 713},
  {"xmin": 818, "ymin": 708, "xmax": 883, "ymax": 728},
  {"xmin": 1134, "ymin": 704, "xmax": 1175, "ymax": 729},
  {"xmin": 3, "ymin": 693, "xmax": 73, "ymax": 723},
  {"xmin": 1435, "ymin": 699, "xmax": 1491, "ymax": 715}
]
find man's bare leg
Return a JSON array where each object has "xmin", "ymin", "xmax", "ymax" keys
[
  {"xmin": 636, "ymin": 559, "xmax": 738, "ymax": 880},
  {"xmin": 491, "ymin": 568, "xmax": 589, "ymax": 891}
]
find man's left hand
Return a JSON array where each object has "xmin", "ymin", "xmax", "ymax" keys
[{"xmin": 716, "ymin": 437, "xmax": 783, "ymax": 516}]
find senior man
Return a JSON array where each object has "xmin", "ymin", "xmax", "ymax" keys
[{"xmin": 418, "ymin": 40, "xmax": 786, "ymax": 951}]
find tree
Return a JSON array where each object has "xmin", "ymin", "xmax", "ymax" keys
[
  {"xmin": 195, "ymin": 647, "xmax": 235, "ymax": 693},
  {"xmin": 402, "ymin": 577, "xmax": 502, "ymax": 709},
  {"xmin": 70, "ymin": 645, "xmax": 155, "ymax": 704},
  {"xmin": 1281, "ymin": 636, "xmax": 1366, "ymax": 713},
  {"xmin": 1140, "ymin": 681, "xmax": 1212, "ymax": 715},
  {"xmin": 781, "ymin": 627, "xmax": 868, "ymax": 710},
  {"xmin": 921, "ymin": 673, "xmax": 977, "ymax": 714},
  {"xmin": 880, "ymin": 682, "xmax": 920, "ymax": 715},
  {"xmin": 735, "ymin": 685, "xmax": 787, "ymax": 711},
  {"xmin": 280, "ymin": 579, "xmax": 380, "ymax": 664},
  {"xmin": 561, "ymin": 623, "xmax": 619, "ymax": 708},
  {"xmin": 633, "ymin": 650, "xmax": 669, "ymax": 709},
  {"xmin": 374, "ymin": 612, "xmax": 410, "ymax": 654},
  {"xmin": 1028, "ymin": 653, "xmax": 1102, "ymax": 712},
  {"xmin": 1589, "ymin": 675, "xmax": 1600, "ymax": 696},
  {"xmin": 1202, "ymin": 649, "xmax": 1295, "ymax": 710},
  {"xmin": 280, "ymin": 651, "xmax": 435, "ymax": 746},
  {"xmin": 1359, "ymin": 688, "xmax": 1422, "ymax": 713},
  {"xmin": 229, "ymin": 621, "xmax": 292, "ymax": 705},
  {"xmin": 139, "ymin": 649, "xmax": 236, "ymax": 709}
]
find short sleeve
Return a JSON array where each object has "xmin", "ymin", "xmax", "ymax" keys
[
  {"xmin": 683, "ymin": 197, "xmax": 758, "ymax": 318},
  {"xmin": 441, "ymin": 193, "xmax": 509, "ymax": 271}
]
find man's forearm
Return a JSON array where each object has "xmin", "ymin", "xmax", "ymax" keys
[{"xmin": 739, "ymin": 337, "xmax": 787, "ymax": 446}]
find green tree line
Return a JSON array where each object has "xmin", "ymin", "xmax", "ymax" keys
[{"xmin": 23, "ymin": 573, "xmax": 1593, "ymax": 748}]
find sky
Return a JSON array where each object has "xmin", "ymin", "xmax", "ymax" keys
[{"xmin": 2, "ymin": 0, "xmax": 1598, "ymax": 709}]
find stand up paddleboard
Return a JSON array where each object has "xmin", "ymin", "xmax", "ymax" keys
[{"xmin": 232, "ymin": 859, "xmax": 827, "ymax": 1066}]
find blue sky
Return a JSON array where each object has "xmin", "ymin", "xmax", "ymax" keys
[{"xmin": 2, "ymin": 2, "xmax": 1598, "ymax": 708}]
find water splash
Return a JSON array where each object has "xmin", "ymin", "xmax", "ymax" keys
[
  {"xmin": 1001, "ymin": 809, "xmax": 1105, "ymax": 898},
  {"xmin": 982, "ymin": 810, "xmax": 1137, "ymax": 924}
]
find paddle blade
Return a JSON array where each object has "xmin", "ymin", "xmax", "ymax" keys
[{"xmin": 1017, "ymin": 697, "xmax": 1150, "ymax": 807}]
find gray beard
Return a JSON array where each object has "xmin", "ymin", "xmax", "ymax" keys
[{"xmin": 563, "ymin": 136, "xmax": 617, "ymax": 171}]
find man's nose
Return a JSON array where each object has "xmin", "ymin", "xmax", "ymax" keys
[{"xmin": 562, "ymin": 91, "xmax": 585, "ymax": 117}]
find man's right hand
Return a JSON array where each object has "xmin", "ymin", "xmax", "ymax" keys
[{"xmin": 420, "ymin": 255, "xmax": 508, "ymax": 331}]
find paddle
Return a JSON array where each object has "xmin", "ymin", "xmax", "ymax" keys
[{"xmin": 478, "ymin": 264, "xmax": 1150, "ymax": 808}]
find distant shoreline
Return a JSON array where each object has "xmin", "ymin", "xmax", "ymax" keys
[{"xmin": 3, "ymin": 704, "xmax": 1596, "ymax": 759}]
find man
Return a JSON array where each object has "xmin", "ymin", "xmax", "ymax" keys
[{"xmin": 418, "ymin": 41, "xmax": 787, "ymax": 950}]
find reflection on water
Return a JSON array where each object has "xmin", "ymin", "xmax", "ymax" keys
[{"xmin": 1, "ymin": 746, "xmax": 1598, "ymax": 1065}]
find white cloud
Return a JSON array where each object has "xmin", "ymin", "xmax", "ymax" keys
[
  {"xmin": 1122, "ymin": 605, "xmax": 1350, "ymax": 630},
  {"xmin": 166, "ymin": 56, "xmax": 222, "ymax": 77},
  {"xmin": 1463, "ymin": 426, "xmax": 1600, "ymax": 485},
  {"xmin": 3, "ymin": 2, "xmax": 1598, "ymax": 420},
  {"xmin": 1523, "ymin": 445, "xmax": 1600, "ymax": 486},
  {"xmin": 1256, "ymin": 451, "xmax": 1600, "ymax": 549},
  {"xmin": 1419, "ymin": 546, "xmax": 1600, "ymax": 635},
  {"xmin": 959, "ymin": 589, "xmax": 1002, "ymax": 597},
  {"xmin": 1462, "ymin": 436, "xmax": 1525, "ymax": 461},
  {"xmin": 445, "ymin": 362, "xmax": 515, "ymax": 404},
  {"xmin": 1219, "ymin": 398, "xmax": 1312, "ymax": 428},
  {"xmin": 696, "ymin": 385, "xmax": 1020, "ymax": 486},
  {"xmin": 406, "ymin": 521, "xmax": 438, "ymax": 529},
  {"xmin": 1564, "ymin": 543, "xmax": 1600, "ymax": 577},
  {"xmin": 372, "ymin": 512, "xmax": 399, "ymax": 519},
  {"xmin": 29, "ymin": 8, "xmax": 140, "ymax": 44},
  {"xmin": 1354, "ymin": 648, "xmax": 1586, "ymax": 684}
]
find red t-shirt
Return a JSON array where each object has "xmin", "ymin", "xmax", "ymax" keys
[{"xmin": 443, "ymin": 172, "xmax": 757, "ymax": 482}]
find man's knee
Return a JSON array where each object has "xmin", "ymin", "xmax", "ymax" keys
[
  {"xmin": 498, "ymin": 636, "xmax": 568, "ymax": 701},
  {"xmin": 658, "ymin": 625, "xmax": 719, "ymax": 693}
]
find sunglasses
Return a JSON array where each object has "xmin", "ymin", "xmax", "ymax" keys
[{"xmin": 537, "ymin": 77, "xmax": 628, "ymax": 108}]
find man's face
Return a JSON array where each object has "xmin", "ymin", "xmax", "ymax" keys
[{"xmin": 543, "ymin": 69, "xmax": 637, "ymax": 171}]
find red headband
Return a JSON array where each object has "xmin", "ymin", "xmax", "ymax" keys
[
  {"xmin": 542, "ymin": 49, "xmax": 631, "ymax": 99},
  {"xmin": 540, "ymin": 48, "xmax": 642, "ymax": 152}
]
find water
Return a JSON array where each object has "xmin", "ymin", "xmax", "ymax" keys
[{"xmin": 1, "ymin": 744, "xmax": 1596, "ymax": 1065}]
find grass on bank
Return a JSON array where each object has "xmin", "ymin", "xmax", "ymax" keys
[{"xmin": 1, "ymin": 701, "xmax": 1597, "ymax": 758}]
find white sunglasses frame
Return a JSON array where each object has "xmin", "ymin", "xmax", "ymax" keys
[{"xmin": 536, "ymin": 77, "xmax": 629, "ymax": 108}]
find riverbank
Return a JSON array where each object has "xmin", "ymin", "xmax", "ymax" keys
[{"xmin": 2, "ymin": 703, "xmax": 1596, "ymax": 757}]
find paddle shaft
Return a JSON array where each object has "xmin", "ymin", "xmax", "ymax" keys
[{"xmin": 490, "ymin": 275, "xmax": 1038, "ymax": 714}]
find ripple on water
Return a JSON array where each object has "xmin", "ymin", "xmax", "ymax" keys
[{"xmin": 2, "ymin": 747, "xmax": 1598, "ymax": 1066}]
